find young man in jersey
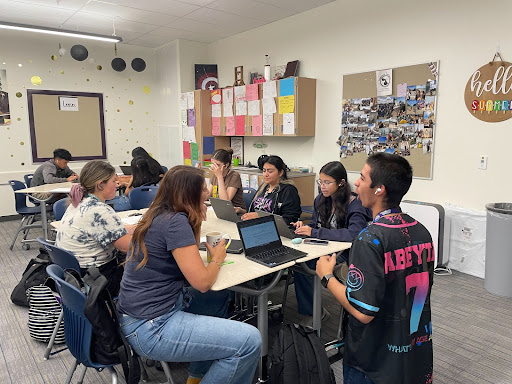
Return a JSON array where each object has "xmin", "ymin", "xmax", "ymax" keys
[{"xmin": 316, "ymin": 153, "xmax": 434, "ymax": 384}]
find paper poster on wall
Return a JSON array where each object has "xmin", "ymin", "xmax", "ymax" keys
[
  {"xmin": 397, "ymin": 83, "xmax": 407, "ymax": 98},
  {"xmin": 248, "ymin": 100, "xmax": 260, "ymax": 116},
  {"xmin": 183, "ymin": 141, "xmax": 191, "ymax": 158},
  {"xmin": 282, "ymin": 113, "xmax": 295, "ymax": 134},
  {"xmin": 222, "ymin": 87, "xmax": 234, "ymax": 104},
  {"xmin": 181, "ymin": 109, "xmax": 188, "ymax": 127},
  {"xmin": 376, "ymin": 69, "xmax": 392, "ymax": 96},
  {"xmin": 203, "ymin": 136, "xmax": 215, "ymax": 155},
  {"xmin": 211, "ymin": 104, "xmax": 222, "ymax": 118},
  {"xmin": 249, "ymin": 174, "xmax": 259, "ymax": 190},
  {"xmin": 279, "ymin": 95, "xmax": 295, "ymax": 114},
  {"xmin": 262, "ymin": 98, "xmax": 276, "ymax": 114},
  {"xmin": 187, "ymin": 109, "xmax": 196, "ymax": 127},
  {"xmin": 184, "ymin": 159, "xmax": 192, "ymax": 166},
  {"xmin": 211, "ymin": 89, "xmax": 222, "ymax": 104},
  {"xmin": 240, "ymin": 173, "xmax": 250, "ymax": 188},
  {"xmin": 252, "ymin": 115, "xmax": 263, "ymax": 136},
  {"xmin": 279, "ymin": 78, "xmax": 294, "ymax": 97},
  {"xmin": 235, "ymin": 115, "xmax": 245, "ymax": 135},
  {"xmin": 187, "ymin": 92, "xmax": 195, "ymax": 109},
  {"xmin": 236, "ymin": 101, "xmax": 247, "ymax": 116},
  {"xmin": 182, "ymin": 127, "xmax": 196, "ymax": 143},
  {"xmin": 190, "ymin": 142, "xmax": 199, "ymax": 160},
  {"xmin": 263, "ymin": 114, "xmax": 274, "ymax": 135},
  {"xmin": 263, "ymin": 81, "xmax": 277, "ymax": 98},
  {"xmin": 225, "ymin": 116, "xmax": 235, "ymax": 135},
  {"xmin": 223, "ymin": 103, "xmax": 234, "ymax": 117},
  {"xmin": 234, "ymin": 86, "xmax": 246, "ymax": 103},
  {"xmin": 230, "ymin": 136, "xmax": 244, "ymax": 164},
  {"xmin": 180, "ymin": 93, "xmax": 188, "ymax": 110},
  {"xmin": 212, "ymin": 117, "xmax": 221, "ymax": 136},
  {"xmin": 245, "ymin": 84, "xmax": 258, "ymax": 101}
]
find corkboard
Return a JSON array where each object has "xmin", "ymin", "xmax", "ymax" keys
[{"xmin": 27, "ymin": 89, "xmax": 106, "ymax": 162}]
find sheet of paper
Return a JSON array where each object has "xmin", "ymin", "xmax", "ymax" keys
[
  {"xmin": 236, "ymin": 101, "xmax": 247, "ymax": 116},
  {"xmin": 203, "ymin": 136, "xmax": 215, "ymax": 155},
  {"xmin": 231, "ymin": 137, "xmax": 243, "ymax": 162},
  {"xmin": 225, "ymin": 116, "xmax": 235, "ymax": 135},
  {"xmin": 211, "ymin": 89, "xmax": 222, "ymax": 104},
  {"xmin": 278, "ymin": 95, "xmax": 295, "ymax": 114},
  {"xmin": 240, "ymin": 173, "xmax": 250, "ymax": 188},
  {"xmin": 182, "ymin": 127, "xmax": 196, "ymax": 143},
  {"xmin": 263, "ymin": 114, "xmax": 274, "ymax": 136},
  {"xmin": 279, "ymin": 78, "xmax": 294, "ymax": 97},
  {"xmin": 263, "ymin": 81, "xmax": 277, "ymax": 98},
  {"xmin": 190, "ymin": 142, "xmax": 199, "ymax": 160},
  {"xmin": 376, "ymin": 69, "xmax": 392, "ymax": 96},
  {"xmin": 180, "ymin": 93, "xmax": 188, "ymax": 110},
  {"xmin": 181, "ymin": 109, "xmax": 188, "ymax": 127},
  {"xmin": 121, "ymin": 215, "xmax": 143, "ymax": 225},
  {"xmin": 245, "ymin": 84, "xmax": 259, "ymax": 101},
  {"xmin": 222, "ymin": 87, "xmax": 234, "ymax": 104},
  {"xmin": 234, "ymin": 85, "xmax": 246, "ymax": 103},
  {"xmin": 235, "ymin": 115, "xmax": 245, "ymax": 135},
  {"xmin": 248, "ymin": 100, "xmax": 260, "ymax": 116},
  {"xmin": 187, "ymin": 92, "xmax": 195, "ymax": 109},
  {"xmin": 262, "ymin": 98, "xmax": 276, "ymax": 114},
  {"xmin": 282, "ymin": 113, "xmax": 295, "ymax": 134},
  {"xmin": 223, "ymin": 103, "xmax": 234, "ymax": 117},
  {"xmin": 183, "ymin": 141, "xmax": 191, "ymax": 158},
  {"xmin": 187, "ymin": 109, "xmax": 196, "ymax": 127},
  {"xmin": 249, "ymin": 175, "xmax": 259, "ymax": 190},
  {"xmin": 252, "ymin": 115, "xmax": 263, "ymax": 136},
  {"xmin": 211, "ymin": 104, "xmax": 222, "ymax": 118},
  {"xmin": 212, "ymin": 117, "xmax": 221, "ymax": 136},
  {"xmin": 397, "ymin": 83, "xmax": 407, "ymax": 98},
  {"xmin": 184, "ymin": 159, "xmax": 192, "ymax": 166}
]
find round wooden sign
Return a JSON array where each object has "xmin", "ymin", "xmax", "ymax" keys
[{"xmin": 464, "ymin": 61, "xmax": 512, "ymax": 122}]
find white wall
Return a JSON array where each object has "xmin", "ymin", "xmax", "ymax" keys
[
  {"xmin": 208, "ymin": 0, "xmax": 512, "ymax": 211},
  {"xmin": 0, "ymin": 30, "xmax": 158, "ymax": 216}
]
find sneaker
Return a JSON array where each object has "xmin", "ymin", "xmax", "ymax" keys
[{"xmin": 299, "ymin": 307, "xmax": 330, "ymax": 328}]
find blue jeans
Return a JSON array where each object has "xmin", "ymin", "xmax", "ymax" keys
[
  {"xmin": 108, "ymin": 195, "xmax": 132, "ymax": 211},
  {"xmin": 119, "ymin": 289, "xmax": 261, "ymax": 384},
  {"xmin": 343, "ymin": 365, "xmax": 374, "ymax": 384}
]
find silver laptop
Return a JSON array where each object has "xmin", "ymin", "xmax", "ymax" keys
[
  {"xmin": 256, "ymin": 211, "xmax": 307, "ymax": 239},
  {"xmin": 237, "ymin": 215, "xmax": 307, "ymax": 267},
  {"xmin": 210, "ymin": 197, "xmax": 242, "ymax": 223}
]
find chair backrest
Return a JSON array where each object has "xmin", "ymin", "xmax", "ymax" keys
[
  {"xmin": 53, "ymin": 198, "xmax": 68, "ymax": 221},
  {"xmin": 8, "ymin": 180, "xmax": 29, "ymax": 212},
  {"xmin": 46, "ymin": 264, "xmax": 97, "ymax": 368},
  {"xmin": 24, "ymin": 174, "xmax": 34, "ymax": 188},
  {"xmin": 242, "ymin": 187, "xmax": 257, "ymax": 210},
  {"xmin": 129, "ymin": 185, "xmax": 159, "ymax": 210},
  {"xmin": 161, "ymin": 165, "xmax": 168, "ymax": 174},
  {"xmin": 37, "ymin": 237, "xmax": 81, "ymax": 273}
]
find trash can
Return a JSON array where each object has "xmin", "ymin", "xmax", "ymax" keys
[{"xmin": 485, "ymin": 203, "xmax": 512, "ymax": 297}]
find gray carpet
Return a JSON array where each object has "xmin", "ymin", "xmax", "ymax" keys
[{"xmin": 1, "ymin": 218, "xmax": 512, "ymax": 383}]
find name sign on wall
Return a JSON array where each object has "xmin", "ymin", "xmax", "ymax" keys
[
  {"xmin": 465, "ymin": 61, "xmax": 512, "ymax": 122},
  {"xmin": 59, "ymin": 96, "xmax": 79, "ymax": 111}
]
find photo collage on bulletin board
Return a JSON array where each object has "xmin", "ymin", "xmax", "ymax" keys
[{"xmin": 340, "ymin": 62, "xmax": 438, "ymax": 179}]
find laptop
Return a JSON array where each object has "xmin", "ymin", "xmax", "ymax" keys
[
  {"xmin": 237, "ymin": 215, "xmax": 307, "ymax": 267},
  {"xmin": 210, "ymin": 197, "xmax": 242, "ymax": 223},
  {"xmin": 256, "ymin": 211, "xmax": 307, "ymax": 239},
  {"xmin": 119, "ymin": 165, "xmax": 132, "ymax": 175}
]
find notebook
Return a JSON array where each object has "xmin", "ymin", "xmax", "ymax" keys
[
  {"xmin": 256, "ymin": 211, "xmax": 307, "ymax": 239},
  {"xmin": 237, "ymin": 215, "xmax": 307, "ymax": 267},
  {"xmin": 119, "ymin": 165, "xmax": 132, "ymax": 175},
  {"xmin": 210, "ymin": 198, "xmax": 242, "ymax": 223}
]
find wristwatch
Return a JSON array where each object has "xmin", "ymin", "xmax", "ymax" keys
[{"xmin": 321, "ymin": 274, "xmax": 335, "ymax": 288}]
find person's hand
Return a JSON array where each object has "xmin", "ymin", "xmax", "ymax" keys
[
  {"xmin": 205, "ymin": 239, "xmax": 227, "ymax": 264},
  {"xmin": 241, "ymin": 212, "xmax": 259, "ymax": 221},
  {"xmin": 316, "ymin": 253, "xmax": 336, "ymax": 279},
  {"xmin": 201, "ymin": 203, "xmax": 208, "ymax": 221},
  {"xmin": 210, "ymin": 162, "xmax": 225, "ymax": 178},
  {"xmin": 234, "ymin": 207, "xmax": 246, "ymax": 215},
  {"xmin": 292, "ymin": 220, "xmax": 304, "ymax": 229},
  {"xmin": 67, "ymin": 174, "xmax": 78, "ymax": 182},
  {"xmin": 295, "ymin": 225, "xmax": 312, "ymax": 236}
]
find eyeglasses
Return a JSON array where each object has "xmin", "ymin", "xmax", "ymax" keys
[{"xmin": 316, "ymin": 180, "xmax": 337, "ymax": 187}]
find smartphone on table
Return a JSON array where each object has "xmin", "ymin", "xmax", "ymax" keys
[{"xmin": 303, "ymin": 238, "xmax": 329, "ymax": 245}]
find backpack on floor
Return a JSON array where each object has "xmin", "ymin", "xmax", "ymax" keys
[
  {"xmin": 11, "ymin": 249, "xmax": 53, "ymax": 307},
  {"xmin": 269, "ymin": 323, "xmax": 336, "ymax": 384},
  {"xmin": 26, "ymin": 284, "xmax": 65, "ymax": 344}
]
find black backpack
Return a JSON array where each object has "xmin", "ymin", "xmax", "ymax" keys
[
  {"xmin": 83, "ymin": 267, "xmax": 141, "ymax": 384},
  {"xmin": 270, "ymin": 324, "xmax": 336, "ymax": 384},
  {"xmin": 11, "ymin": 249, "xmax": 53, "ymax": 307}
]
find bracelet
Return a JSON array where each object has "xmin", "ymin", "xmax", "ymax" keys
[{"xmin": 209, "ymin": 259, "xmax": 222, "ymax": 269}]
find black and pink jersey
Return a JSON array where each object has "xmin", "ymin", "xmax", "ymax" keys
[{"xmin": 344, "ymin": 213, "xmax": 434, "ymax": 384}]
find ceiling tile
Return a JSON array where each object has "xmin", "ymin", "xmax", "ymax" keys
[
  {"xmin": 185, "ymin": 7, "xmax": 265, "ymax": 29},
  {"xmin": 127, "ymin": 34, "xmax": 171, "ymax": 46},
  {"xmin": 8, "ymin": 0, "xmax": 89, "ymax": 11},
  {"xmin": 59, "ymin": 23, "xmax": 144, "ymax": 41},
  {"xmin": 125, "ymin": 39, "xmax": 163, "ymax": 48},
  {"xmin": 206, "ymin": 0, "xmax": 296, "ymax": 22},
  {"xmin": 154, "ymin": 19, "xmax": 232, "ymax": 37},
  {"xmin": 0, "ymin": 14, "xmax": 62, "ymax": 28},
  {"xmin": 80, "ymin": 2, "xmax": 179, "ymax": 26},
  {"xmin": 96, "ymin": 0, "xmax": 200, "ymax": 17},
  {"xmin": 65, "ymin": 12, "xmax": 157, "ymax": 33},
  {"xmin": 255, "ymin": 0, "xmax": 334, "ymax": 13},
  {"xmin": 2, "ymin": 0, "xmax": 75, "ymax": 21}
]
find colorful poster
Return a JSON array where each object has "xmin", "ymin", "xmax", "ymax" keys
[
  {"xmin": 187, "ymin": 109, "xmax": 196, "ymax": 127},
  {"xmin": 279, "ymin": 77, "xmax": 294, "ymax": 97},
  {"xmin": 187, "ymin": 92, "xmax": 195, "ymax": 109},
  {"xmin": 184, "ymin": 159, "xmax": 192, "ymax": 166},
  {"xmin": 225, "ymin": 116, "xmax": 235, "ymax": 135},
  {"xmin": 252, "ymin": 115, "xmax": 263, "ymax": 136},
  {"xmin": 278, "ymin": 95, "xmax": 295, "ymax": 114},
  {"xmin": 211, "ymin": 104, "xmax": 222, "ymax": 118},
  {"xmin": 223, "ymin": 103, "xmax": 234, "ymax": 117},
  {"xmin": 234, "ymin": 85, "xmax": 246, "ymax": 103},
  {"xmin": 183, "ymin": 141, "xmax": 191, "ymax": 158},
  {"xmin": 195, "ymin": 64, "xmax": 218, "ymax": 90},
  {"xmin": 212, "ymin": 117, "xmax": 221, "ymax": 136},
  {"xmin": 282, "ymin": 113, "xmax": 295, "ymax": 134},
  {"xmin": 235, "ymin": 115, "xmax": 245, "ymax": 135},
  {"xmin": 203, "ymin": 136, "xmax": 215, "ymax": 154},
  {"xmin": 236, "ymin": 101, "xmax": 247, "ymax": 116},
  {"xmin": 248, "ymin": 100, "xmax": 260, "ymax": 116},
  {"xmin": 263, "ymin": 114, "xmax": 273, "ymax": 136},
  {"xmin": 245, "ymin": 84, "xmax": 259, "ymax": 101},
  {"xmin": 190, "ymin": 142, "xmax": 198, "ymax": 160},
  {"xmin": 263, "ymin": 81, "xmax": 277, "ymax": 98},
  {"xmin": 222, "ymin": 87, "xmax": 234, "ymax": 104},
  {"xmin": 211, "ymin": 89, "xmax": 222, "ymax": 104}
]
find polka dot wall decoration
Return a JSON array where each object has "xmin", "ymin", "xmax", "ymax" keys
[
  {"xmin": 16, "ymin": 92, "xmax": 22, "ymax": 98},
  {"xmin": 31, "ymin": 76, "xmax": 42, "ymax": 86},
  {"xmin": 129, "ymin": 100, "xmax": 134, "ymax": 105},
  {"xmin": 20, "ymin": 142, "xmax": 24, "ymax": 145},
  {"xmin": 97, "ymin": 65, "xmax": 102, "ymax": 70},
  {"xmin": 143, "ymin": 86, "xmax": 150, "ymax": 94},
  {"xmin": 51, "ymin": 55, "xmax": 57, "ymax": 61}
]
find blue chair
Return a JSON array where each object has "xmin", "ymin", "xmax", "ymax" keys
[
  {"xmin": 8, "ymin": 180, "xmax": 49, "ymax": 250},
  {"xmin": 23, "ymin": 173, "xmax": 34, "ymax": 188},
  {"xmin": 46, "ymin": 264, "xmax": 119, "ymax": 384},
  {"xmin": 129, "ymin": 185, "xmax": 159, "ymax": 210},
  {"xmin": 53, "ymin": 198, "xmax": 68, "ymax": 221},
  {"xmin": 242, "ymin": 187, "xmax": 256, "ymax": 210},
  {"xmin": 161, "ymin": 165, "xmax": 168, "ymax": 174}
]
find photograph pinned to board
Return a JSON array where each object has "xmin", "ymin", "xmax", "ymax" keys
[{"xmin": 0, "ymin": 69, "xmax": 11, "ymax": 125}]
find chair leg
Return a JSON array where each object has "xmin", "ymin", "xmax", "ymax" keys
[
  {"xmin": 64, "ymin": 359, "xmax": 79, "ymax": 384},
  {"xmin": 160, "ymin": 361, "xmax": 176, "ymax": 384},
  {"xmin": 77, "ymin": 365, "xmax": 87, "ymax": 384},
  {"xmin": 22, "ymin": 215, "xmax": 35, "ymax": 240},
  {"xmin": 107, "ymin": 366, "xmax": 118, "ymax": 384},
  {"xmin": 44, "ymin": 309, "xmax": 64, "ymax": 360},
  {"xmin": 139, "ymin": 358, "xmax": 149, "ymax": 381},
  {"xmin": 279, "ymin": 269, "xmax": 293, "ymax": 317},
  {"xmin": 9, "ymin": 216, "xmax": 27, "ymax": 250}
]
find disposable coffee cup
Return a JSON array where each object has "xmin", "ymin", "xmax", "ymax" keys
[{"xmin": 206, "ymin": 231, "xmax": 232, "ymax": 262}]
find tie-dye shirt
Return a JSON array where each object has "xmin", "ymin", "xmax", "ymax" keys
[{"xmin": 56, "ymin": 197, "xmax": 127, "ymax": 268}]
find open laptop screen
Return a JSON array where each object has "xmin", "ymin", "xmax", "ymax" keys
[{"xmin": 239, "ymin": 218, "xmax": 280, "ymax": 251}]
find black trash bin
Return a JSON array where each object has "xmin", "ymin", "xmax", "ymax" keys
[{"xmin": 485, "ymin": 203, "xmax": 512, "ymax": 297}]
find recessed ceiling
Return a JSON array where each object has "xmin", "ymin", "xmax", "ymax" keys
[{"xmin": 0, "ymin": 0, "xmax": 335, "ymax": 48}]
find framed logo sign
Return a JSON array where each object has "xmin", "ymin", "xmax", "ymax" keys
[{"xmin": 465, "ymin": 61, "xmax": 512, "ymax": 122}]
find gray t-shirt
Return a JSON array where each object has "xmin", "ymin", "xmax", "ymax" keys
[
  {"xmin": 31, "ymin": 159, "xmax": 74, "ymax": 187},
  {"xmin": 117, "ymin": 212, "xmax": 197, "ymax": 319}
]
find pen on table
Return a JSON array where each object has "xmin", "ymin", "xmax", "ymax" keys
[{"xmin": 221, "ymin": 261, "xmax": 235, "ymax": 266}]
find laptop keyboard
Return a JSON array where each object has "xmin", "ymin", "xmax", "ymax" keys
[{"xmin": 252, "ymin": 247, "xmax": 289, "ymax": 261}]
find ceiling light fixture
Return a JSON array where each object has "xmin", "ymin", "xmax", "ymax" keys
[{"xmin": 0, "ymin": 21, "xmax": 122, "ymax": 43}]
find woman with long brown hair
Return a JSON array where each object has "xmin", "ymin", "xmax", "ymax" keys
[{"xmin": 117, "ymin": 165, "xmax": 261, "ymax": 384}]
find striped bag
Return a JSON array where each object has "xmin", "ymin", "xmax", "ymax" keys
[{"xmin": 27, "ymin": 285, "xmax": 65, "ymax": 344}]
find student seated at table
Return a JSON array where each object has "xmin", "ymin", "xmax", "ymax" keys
[
  {"xmin": 124, "ymin": 156, "xmax": 162, "ymax": 196},
  {"xmin": 241, "ymin": 155, "xmax": 302, "ymax": 226},
  {"xmin": 117, "ymin": 165, "xmax": 261, "ymax": 384},
  {"xmin": 208, "ymin": 148, "xmax": 245, "ymax": 211},
  {"xmin": 291, "ymin": 161, "xmax": 372, "ymax": 322},
  {"xmin": 56, "ymin": 160, "xmax": 134, "ymax": 296},
  {"xmin": 31, "ymin": 148, "xmax": 78, "ymax": 203},
  {"xmin": 131, "ymin": 146, "xmax": 165, "ymax": 176}
]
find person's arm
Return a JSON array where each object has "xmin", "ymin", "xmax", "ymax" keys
[
  {"xmin": 63, "ymin": 166, "xmax": 76, "ymax": 178},
  {"xmin": 42, "ymin": 163, "xmax": 69, "ymax": 184},
  {"xmin": 293, "ymin": 195, "xmax": 320, "ymax": 234},
  {"xmin": 310, "ymin": 210, "xmax": 369, "ymax": 241},
  {"xmin": 113, "ymin": 234, "xmax": 132, "ymax": 253},
  {"xmin": 124, "ymin": 176, "xmax": 134, "ymax": 196},
  {"xmin": 173, "ymin": 240, "xmax": 227, "ymax": 293}
]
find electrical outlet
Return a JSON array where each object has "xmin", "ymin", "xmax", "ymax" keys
[{"xmin": 478, "ymin": 155, "xmax": 488, "ymax": 170}]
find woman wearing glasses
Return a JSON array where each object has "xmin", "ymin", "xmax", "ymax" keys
[{"xmin": 292, "ymin": 161, "xmax": 372, "ymax": 320}]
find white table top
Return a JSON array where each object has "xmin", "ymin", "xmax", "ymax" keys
[{"xmin": 15, "ymin": 181, "xmax": 73, "ymax": 194}]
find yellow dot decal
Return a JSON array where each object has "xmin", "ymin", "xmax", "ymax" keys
[
  {"xmin": 16, "ymin": 92, "xmax": 22, "ymax": 98},
  {"xmin": 129, "ymin": 120, "xmax": 133, "ymax": 123},
  {"xmin": 60, "ymin": 70, "xmax": 64, "ymax": 74},
  {"xmin": 143, "ymin": 86, "xmax": 150, "ymax": 94},
  {"xmin": 51, "ymin": 55, "xmax": 57, "ymax": 61},
  {"xmin": 31, "ymin": 76, "xmax": 42, "ymax": 86},
  {"xmin": 117, "ymin": 109, "xmax": 120, "ymax": 112},
  {"xmin": 128, "ymin": 78, "xmax": 132, "ymax": 81},
  {"xmin": 97, "ymin": 65, "xmax": 102, "ymax": 70},
  {"xmin": 20, "ymin": 142, "xmax": 24, "ymax": 145},
  {"xmin": 123, "ymin": 161, "xmax": 127, "ymax": 164},
  {"xmin": 129, "ymin": 100, "xmax": 134, "ymax": 105},
  {"xmin": 86, "ymin": 79, "xmax": 90, "ymax": 82},
  {"xmin": 17, "ymin": 118, "xmax": 21, "ymax": 121},
  {"xmin": 145, "ymin": 112, "xmax": 149, "ymax": 115}
]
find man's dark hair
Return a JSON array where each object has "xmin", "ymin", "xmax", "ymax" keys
[
  {"xmin": 53, "ymin": 148, "xmax": 72, "ymax": 161},
  {"xmin": 366, "ymin": 153, "xmax": 412, "ymax": 208}
]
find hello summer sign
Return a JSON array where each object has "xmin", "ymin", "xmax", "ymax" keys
[{"xmin": 465, "ymin": 61, "xmax": 512, "ymax": 122}]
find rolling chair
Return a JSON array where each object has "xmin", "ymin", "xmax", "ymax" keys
[
  {"xmin": 129, "ymin": 185, "xmax": 159, "ymax": 210},
  {"xmin": 53, "ymin": 198, "xmax": 68, "ymax": 221},
  {"xmin": 242, "ymin": 187, "xmax": 256, "ymax": 210}
]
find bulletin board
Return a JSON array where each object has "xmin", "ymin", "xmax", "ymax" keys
[
  {"xmin": 27, "ymin": 89, "xmax": 106, "ymax": 162},
  {"xmin": 340, "ymin": 62, "xmax": 439, "ymax": 179}
]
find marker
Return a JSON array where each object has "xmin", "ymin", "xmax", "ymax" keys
[{"xmin": 221, "ymin": 261, "xmax": 234, "ymax": 266}]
